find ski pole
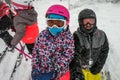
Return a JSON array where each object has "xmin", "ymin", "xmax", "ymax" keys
[
  {"xmin": 19, "ymin": 42, "xmax": 28, "ymax": 60},
  {"xmin": 15, "ymin": 47, "xmax": 32, "ymax": 60},
  {"xmin": 0, "ymin": 47, "xmax": 8, "ymax": 63}
]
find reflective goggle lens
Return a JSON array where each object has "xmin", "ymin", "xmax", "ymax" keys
[{"xmin": 47, "ymin": 18, "xmax": 66, "ymax": 27}]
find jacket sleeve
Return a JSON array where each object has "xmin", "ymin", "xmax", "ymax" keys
[
  {"xmin": 11, "ymin": 8, "xmax": 37, "ymax": 46},
  {"xmin": 90, "ymin": 33, "xmax": 109, "ymax": 74},
  {"xmin": 69, "ymin": 32, "xmax": 85, "ymax": 80}
]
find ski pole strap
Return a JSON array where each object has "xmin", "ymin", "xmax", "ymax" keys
[
  {"xmin": 19, "ymin": 42, "xmax": 25, "ymax": 52},
  {"xmin": 15, "ymin": 47, "xmax": 32, "ymax": 59},
  {"xmin": 19, "ymin": 42, "xmax": 28, "ymax": 60}
]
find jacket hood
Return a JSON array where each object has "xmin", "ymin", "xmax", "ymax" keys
[{"xmin": 78, "ymin": 9, "xmax": 97, "ymax": 34}]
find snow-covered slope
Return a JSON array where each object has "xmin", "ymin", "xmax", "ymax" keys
[{"xmin": 0, "ymin": 0, "xmax": 120, "ymax": 80}]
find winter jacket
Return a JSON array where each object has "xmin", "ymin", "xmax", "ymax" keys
[
  {"xmin": 0, "ymin": 2, "xmax": 12, "ymax": 33},
  {"xmin": 11, "ymin": 7, "xmax": 38, "ymax": 46},
  {"xmin": 0, "ymin": 2, "xmax": 13, "ymax": 46},
  {"xmin": 70, "ymin": 27, "xmax": 109, "ymax": 77},
  {"xmin": 32, "ymin": 27, "xmax": 75, "ymax": 79},
  {"xmin": 0, "ymin": 15, "xmax": 12, "ymax": 33}
]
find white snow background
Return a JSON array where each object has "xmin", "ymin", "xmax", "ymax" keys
[{"xmin": 0, "ymin": 0, "xmax": 120, "ymax": 80}]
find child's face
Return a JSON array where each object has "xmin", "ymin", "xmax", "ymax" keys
[
  {"xmin": 82, "ymin": 18, "xmax": 95, "ymax": 30},
  {"xmin": 47, "ymin": 18, "xmax": 66, "ymax": 28}
]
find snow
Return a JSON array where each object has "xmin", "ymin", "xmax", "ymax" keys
[{"xmin": 0, "ymin": 0, "xmax": 120, "ymax": 80}]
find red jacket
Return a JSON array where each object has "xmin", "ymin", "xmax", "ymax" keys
[{"xmin": 21, "ymin": 22, "xmax": 39, "ymax": 44}]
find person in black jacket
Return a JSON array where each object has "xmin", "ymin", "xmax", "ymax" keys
[
  {"xmin": 0, "ymin": 1, "xmax": 13, "ymax": 47},
  {"xmin": 69, "ymin": 9, "xmax": 109, "ymax": 80}
]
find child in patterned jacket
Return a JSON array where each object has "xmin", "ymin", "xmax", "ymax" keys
[{"xmin": 31, "ymin": 4, "xmax": 75, "ymax": 80}]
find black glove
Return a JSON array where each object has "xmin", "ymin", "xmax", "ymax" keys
[
  {"xmin": 90, "ymin": 66, "xmax": 101, "ymax": 75},
  {"xmin": 90, "ymin": 68, "xmax": 100, "ymax": 75},
  {"xmin": 8, "ymin": 44, "xmax": 15, "ymax": 52},
  {"xmin": 70, "ymin": 69, "xmax": 85, "ymax": 80},
  {"xmin": 75, "ymin": 78, "xmax": 80, "ymax": 80},
  {"xmin": 10, "ymin": 26, "xmax": 16, "ymax": 32},
  {"xmin": 75, "ymin": 72, "xmax": 85, "ymax": 80}
]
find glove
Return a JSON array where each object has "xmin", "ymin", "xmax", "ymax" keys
[
  {"xmin": 75, "ymin": 78, "xmax": 80, "ymax": 80},
  {"xmin": 75, "ymin": 74, "xmax": 85, "ymax": 80},
  {"xmin": 7, "ymin": 44, "xmax": 15, "ymax": 52},
  {"xmin": 90, "ymin": 62, "xmax": 102, "ymax": 75},
  {"xmin": 10, "ymin": 26, "xmax": 16, "ymax": 32},
  {"xmin": 90, "ymin": 68, "xmax": 100, "ymax": 75},
  {"xmin": 70, "ymin": 69, "xmax": 85, "ymax": 80}
]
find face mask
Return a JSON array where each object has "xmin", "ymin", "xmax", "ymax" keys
[{"xmin": 48, "ymin": 25, "xmax": 64, "ymax": 36}]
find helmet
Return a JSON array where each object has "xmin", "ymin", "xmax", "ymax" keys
[
  {"xmin": 78, "ymin": 9, "xmax": 97, "ymax": 33},
  {"xmin": 46, "ymin": 4, "xmax": 70, "ymax": 22},
  {"xmin": 78, "ymin": 8, "xmax": 96, "ymax": 21}
]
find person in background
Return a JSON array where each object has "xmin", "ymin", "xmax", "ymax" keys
[
  {"xmin": 7, "ymin": 0, "xmax": 39, "ymax": 54},
  {"xmin": 69, "ymin": 8, "xmax": 109, "ymax": 80},
  {"xmin": 31, "ymin": 4, "xmax": 75, "ymax": 80},
  {"xmin": 0, "ymin": 1, "xmax": 13, "ymax": 47}
]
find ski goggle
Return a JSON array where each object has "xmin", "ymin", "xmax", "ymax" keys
[
  {"xmin": 83, "ymin": 23, "xmax": 94, "ymax": 26},
  {"xmin": 83, "ymin": 18, "xmax": 95, "ymax": 25},
  {"xmin": 46, "ymin": 18, "xmax": 66, "ymax": 28}
]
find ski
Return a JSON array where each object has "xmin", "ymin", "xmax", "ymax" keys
[
  {"xmin": 101, "ymin": 70, "xmax": 111, "ymax": 80},
  {"xmin": 9, "ymin": 53, "xmax": 23, "ymax": 80},
  {"xmin": 9, "ymin": 45, "xmax": 25, "ymax": 80},
  {"xmin": 0, "ymin": 47, "xmax": 8, "ymax": 63}
]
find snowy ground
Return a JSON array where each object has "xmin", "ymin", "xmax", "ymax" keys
[{"xmin": 0, "ymin": 0, "xmax": 120, "ymax": 80}]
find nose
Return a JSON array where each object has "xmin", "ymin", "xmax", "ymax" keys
[
  {"xmin": 86, "ymin": 23, "xmax": 91, "ymax": 26},
  {"xmin": 83, "ymin": 18, "xmax": 95, "ymax": 25},
  {"xmin": 52, "ymin": 25, "xmax": 58, "ymax": 28}
]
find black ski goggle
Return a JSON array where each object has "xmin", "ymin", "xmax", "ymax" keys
[{"xmin": 83, "ymin": 23, "xmax": 94, "ymax": 26}]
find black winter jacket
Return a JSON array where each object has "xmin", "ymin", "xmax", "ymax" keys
[
  {"xmin": 0, "ymin": 15, "xmax": 12, "ymax": 32},
  {"xmin": 70, "ymin": 27, "xmax": 109, "ymax": 79}
]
